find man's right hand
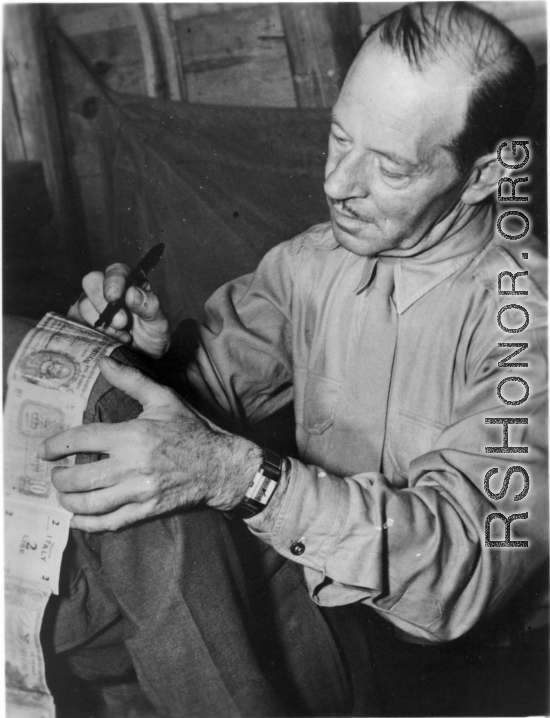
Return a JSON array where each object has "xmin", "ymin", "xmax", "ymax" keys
[{"xmin": 68, "ymin": 263, "xmax": 171, "ymax": 359}]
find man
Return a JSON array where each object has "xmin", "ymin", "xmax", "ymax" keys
[{"xmin": 32, "ymin": 2, "xmax": 547, "ymax": 715}]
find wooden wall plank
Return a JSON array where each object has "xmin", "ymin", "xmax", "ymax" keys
[
  {"xmin": 175, "ymin": 4, "xmax": 296, "ymax": 107},
  {"xmin": 46, "ymin": 23, "xmax": 118, "ymax": 265},
  {"xmin": 151, "ymin": 3, "xmax": 188, "ymax": 101},
  {"xmin": 129, "ymin": 4, "xmax": 165, "ymax": 98},
  {"xmin": 281, "ymin": 3, "xmax": 361, "ymax": 108},
  {"xmin": 55, "ymin": 4, "xmax": 136, "ymax": 35},
  {"xmin": 2, "ymin": 59, "xmax": 27, "ymax": 162},
  {"xmin": 3, "ymin": 4, "xmax": 82, "ymax": 270},
  {"xmin": 170, "ymin": 4, "xmax": 255, "ymax": 21}
]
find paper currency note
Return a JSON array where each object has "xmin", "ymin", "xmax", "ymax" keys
[
  {"xmin": 8, "ymin": 312, "xmax": 119, "ymax": 399},
  {"xmin": 4, "ymin": 501, "xmax": 71, "ymax": 593},
  {"xmin": 4, "ymin": 313, "xmax": 121, "ymax": 717},
  {"xmin": 4, "ymin": 578, "xmax": 52, "ymax": 696},
  {"xmin": 5, "ymin": 689, "xmax": 55, "ymax": 718},
  {"xmin": 4, "ymin": 383, "xmax": 87, "ymax": 510}
]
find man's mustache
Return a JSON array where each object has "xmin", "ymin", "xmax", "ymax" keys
[{"xmin": 328, "ymin": 198, "xmax": 373, "ymax": 223}]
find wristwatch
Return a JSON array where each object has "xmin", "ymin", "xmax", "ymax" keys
[{"xmin": 226, "ymin": 449, "xmax": 284, "ymax": 520}]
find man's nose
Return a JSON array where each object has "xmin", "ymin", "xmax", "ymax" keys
[{"xmin": 324, "ymin": 151, "xmax": 368, "ymax": 201}]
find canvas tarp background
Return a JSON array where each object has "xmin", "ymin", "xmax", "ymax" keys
[{"xmin": 91, "ymin": 91, "xmax": 331, "ymax": 325}]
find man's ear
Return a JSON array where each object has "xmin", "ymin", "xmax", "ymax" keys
[{"xmin": 460, "ymin": 153, "xmax": 501, "ymax": 205}]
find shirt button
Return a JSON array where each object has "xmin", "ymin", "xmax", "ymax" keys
[{"xmin": 290, "ymin": 541, "xmax": 305, "ymax": 556}]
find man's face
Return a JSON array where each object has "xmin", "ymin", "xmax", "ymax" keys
[
  {"xmin": 325, "ymin": 38, "xmax": 475, "ymax": 256},
  {"xmin": 42, "ymin": 359, "xmax": 72, "ymax": 380}
]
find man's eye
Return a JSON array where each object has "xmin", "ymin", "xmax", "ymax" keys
[
  {"xmin": 380, "ymin": 166, "xmax": 409, "ymax": 184},
  {"xmin": 330, "ymin": 129, "xmax": 349, "ymax": 145},
  {"xmin": 380, "ymin": 166, "xmax": 405, "ymax": 179}
]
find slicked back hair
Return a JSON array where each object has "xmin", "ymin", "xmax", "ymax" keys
[{"xmin": 363, "ymin": 2, "xmax": 537, "ymax": 175}]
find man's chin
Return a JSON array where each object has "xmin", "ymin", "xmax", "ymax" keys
[{"xmin": 331, "ymin": 221, "xmax": 382, "ymax": 257}]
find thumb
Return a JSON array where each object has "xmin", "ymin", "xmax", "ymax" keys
[{"xmin": 99, "ymin": 357, "xmax": 174, "ymax": 410}]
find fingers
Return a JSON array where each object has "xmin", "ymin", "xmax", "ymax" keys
[
  {"xmin": 79, "ymin": 271, "xmax": 131, "ymax": 336},
  {"xmin": 98, "ymin": 357, "xmax": 180, "ymax": 411},
  {"xmin": 71, "ymin": 503, "xmax": 152, "ymax": 533},
  {"xmin": 67, "ymin": 297, "xmax": 85, "ymax": 323},
  {"xmin": 74, "ymin": 292, "xmax": 132, "ymax": 342},
  {"xmin": 51, "ymin": 461, "xmax": 115, "ymax": 493},
  {"xmin": 85, "ymin": 269, "xmax": 128, "ymax": 330},
  {"xmin": 56, "ymin": 473, "xmax": 157, "ymax": 516},
  {"xmin": 72, "ymin": 264, "xmax": 169, "ymax": 358},
  {"xmin": 39, "ymin": 422, "xmax": 125, "ymax": 460},
  {"xmin": 125, "ymin": 287, "xmax": 171, "ymax": 358},
  {"xmin": 104, "ymin": 263, "xmax": 131, "ymax": 303}
]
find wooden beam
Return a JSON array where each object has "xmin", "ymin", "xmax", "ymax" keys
[
  {"xmin": 46, "ymin": 21, "xmax": 118, "ymax": 268},
  {"xmin": 129, "ymin": 4, "xmax": 167, "ymax": 98},
  {"xmin": 2, "ymin": 57, "xmax": 27, "ymax": 162},
  {"xmin": 150, "ymin": 4, "xmax": 188, "ymax": 101},
  {"xmin": 3, "ymin": 4, "xmax": 84, "ymax": 270},
  {"xmin": 280, "ymin": 3, "xmax": 361, "ymax": 108}
]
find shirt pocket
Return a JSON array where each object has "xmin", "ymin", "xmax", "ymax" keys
[{"xmin": 295, "ymin": 371, "xmax": 341, "ymax": 435}]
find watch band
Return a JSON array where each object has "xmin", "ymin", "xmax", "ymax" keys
[{"xmin": 226, "ymin": 449, "xmax": 283, "ymax": 520}]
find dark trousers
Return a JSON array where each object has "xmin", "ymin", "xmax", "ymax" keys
[{"xmin": 36, "ymin": 344, "xmax": 378, "ymax": 718}]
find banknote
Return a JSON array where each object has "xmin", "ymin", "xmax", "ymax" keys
[
  {"xmin": 4, "ymin": 313, "xmax": 121, "ymax": 716},
  {"xmin": 4, "ymin": 382, "xmax": 87, "ymax": 510},
  {"xmin": 6, "ymin": 689, "xmax": 55, "ymax": 718},
  {"xmin": 8, "ymin": 311, "xmax": 120, "ymax": 399},
  {"xmin": 4, "ymin": 577, "xmax": 52, "ymax": 696},
  {"xmin": 4, "ymin": 501, "xmax": 71, "ymax": 593}
]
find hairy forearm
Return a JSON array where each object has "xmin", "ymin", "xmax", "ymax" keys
[{"xmin": 203, "ymin": 428, "xmax": 264, "ymax": 511}]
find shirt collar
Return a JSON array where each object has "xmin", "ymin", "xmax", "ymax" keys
[{"xmin": 353, "ymin": 208, "xmax": 495, "ymax": 313}]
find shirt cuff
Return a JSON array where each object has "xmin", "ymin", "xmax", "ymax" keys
[
  {"xmin": 248, "ymin": 459, "xmax": 374, "ymax": 597},
  {"xmin": 247, "ymin": 458, "xmax": 345, "ymax": 559}
]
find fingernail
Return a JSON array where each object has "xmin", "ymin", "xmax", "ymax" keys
[
  {"xmin": 102, "ymin": 356, "xmax": 120, "ymax": 370},
  {"xmin": 133, "ymin": 287, "xmax": 145, "ymax": 305},
  {"xmin": 38, "ymin": 442, "xmax": 46, "ymax": 459}
]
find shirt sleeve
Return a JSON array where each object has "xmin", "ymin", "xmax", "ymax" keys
[
  {"xmin": 184, "ymin": 239, "xmax": 296, "ymax": 428},
  {"xmin": 247, "ymin": 320, "xmax": 548, "ymax": 643}
]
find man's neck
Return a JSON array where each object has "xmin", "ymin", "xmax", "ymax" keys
[{"xmin": 379, "ymin": 200, "xmax": 495, "ymax": 261}]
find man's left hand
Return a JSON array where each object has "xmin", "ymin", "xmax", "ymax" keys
[{"xmin": 39, "ymin": 357, "xmax": 261, "ymax": 532}]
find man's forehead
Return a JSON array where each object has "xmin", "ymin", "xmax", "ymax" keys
[{"xmin": 336, "ymin": 40, "xmax": 472, "ymax": 162}]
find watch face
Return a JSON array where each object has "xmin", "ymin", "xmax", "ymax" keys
[
  {"xmin": 228, "ymin": 451, "xmax": 283, "ymax": 520},
  {"xmin": 255, "ymin": 477, "xmax": 278, "ymax": 506}
]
